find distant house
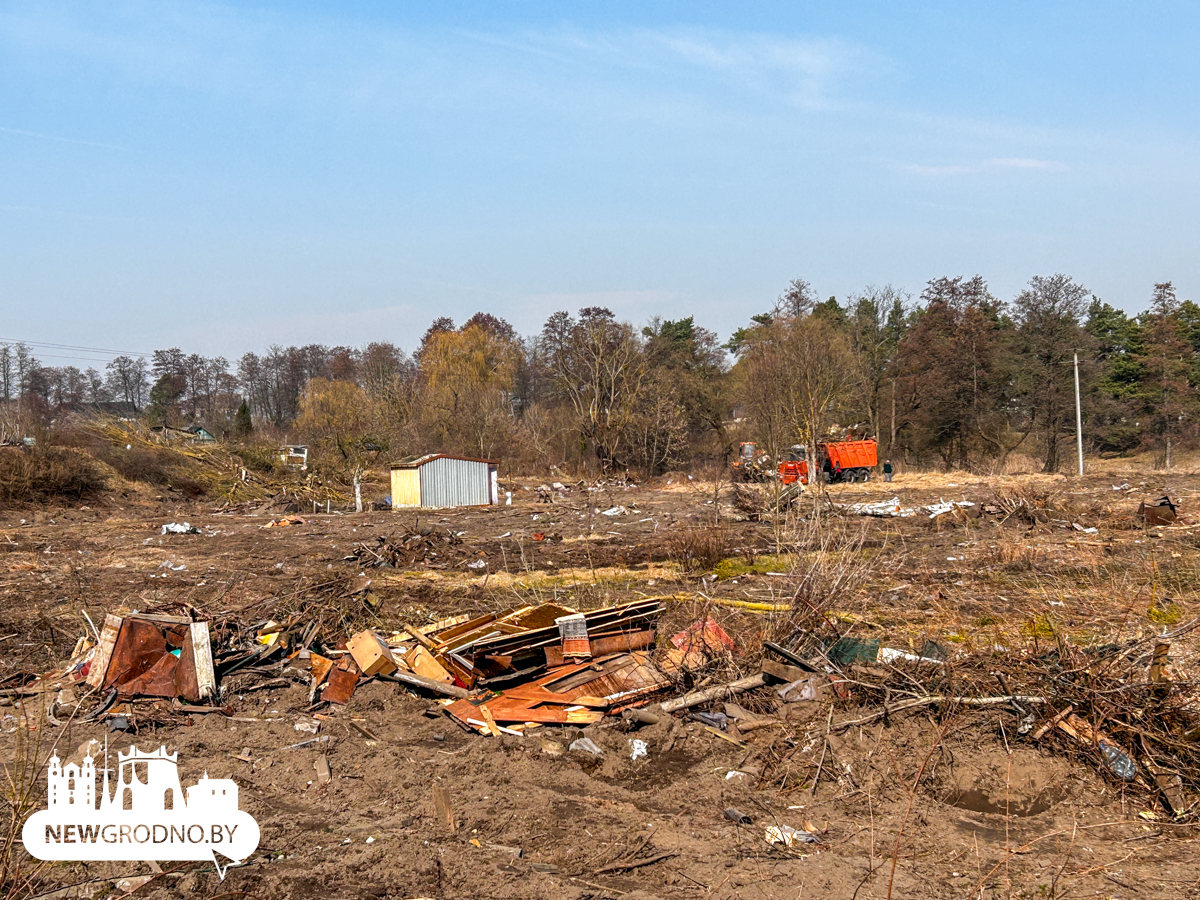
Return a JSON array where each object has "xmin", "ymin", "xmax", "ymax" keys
[
  {"xmin": 150, "ymin": 425, "xmax": 216, "ymax": 444},
  {"xmin": 390, "ymin": 454, "xmax": 499, "ymax": 509},
  {"xmin": 279, "ymin": 445, "xmax": 308, "ymax": 470},
  {"xmin": 184, "ymin": 425, "xmax": 216, "ymax": 442}
]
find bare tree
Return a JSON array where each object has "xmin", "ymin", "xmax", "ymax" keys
[
  {"xmin": 105, "ymin": 356, "xmax": 149, "ymax": 410},
  {"xmin": 540, "ymin": 307, "xmax": 651, "ymax": 471},
  {"xmin": 1013, "ymin": 274, "xmax": 1090, "ymax": 472},
  {"xmin": 740, "ymin": 312, "xmax": 855, "ymax": 487}
]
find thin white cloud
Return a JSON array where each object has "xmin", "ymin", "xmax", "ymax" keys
[
  {"xmin": 0, "ymin": 125, "xmax": 124, "ymax": 151},
  {"xmin": 897, "ymin": 156, "xmax": 1065, "ymax": 176},
  {"xmin": 899, "ymin": 163, "xmax": 975, "ymax": 177},
  {"xmin": 469, "ymin": 26, "xmax": 883, "ymax": 112},
  {"xmin": 988, "ymin": 157, "xmax": 1060, "ymax": 169}
]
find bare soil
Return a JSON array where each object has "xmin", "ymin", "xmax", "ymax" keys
[{"xmin": 4, "ymin": 468, "xmax": 1200, "ymax": 899}]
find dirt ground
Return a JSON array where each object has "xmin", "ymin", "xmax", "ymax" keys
[{"xmin": 5, "ymin": 466, "xmax": 1200, "ymax": 899}]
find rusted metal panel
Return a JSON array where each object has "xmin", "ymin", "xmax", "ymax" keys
[
  {"xmin": 321, "ymin": 659, "xmax": 360, "ymax": 704},
  {"xmin": 98, "ymin": 615, "xmax": 213, "ymax": 702}
]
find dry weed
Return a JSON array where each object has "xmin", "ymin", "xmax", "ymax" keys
[
  {"xmin": 762, "ymin": 515, "xmax": 881, "ymax": 651},
  {"xmin": 660, "ymin": 523, "xmax": 739, "ymax": 571}
]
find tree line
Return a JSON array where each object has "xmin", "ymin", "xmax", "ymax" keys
[{"xmin": 2, "ymin": 275, "xmax": 1196, "ymax": 475}]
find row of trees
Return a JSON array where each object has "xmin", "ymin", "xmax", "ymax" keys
[
  {"xmin": 3, "ymin": 275, "xmax": 1197, "ymax": 475},
  {"xmin": 734, "ymin": 276, "xmax": 1199, "ymax": 473}
]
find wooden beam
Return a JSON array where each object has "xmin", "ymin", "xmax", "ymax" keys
[
  {"xmin": 659, "ymin": 673, "xmax": 767, "ymax": 713},
  {"xmin": 378, "ymin": 668, "xmax": 470, "ymax": 699}
]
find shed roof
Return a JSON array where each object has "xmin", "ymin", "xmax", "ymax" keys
[{"xmin": 390, "ymin": 453, "xmax": 497, "ymax": 470}]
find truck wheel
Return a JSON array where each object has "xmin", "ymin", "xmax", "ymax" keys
[
  {"xmin": 844, "ymin": 470, "xmax": 857, "ymax": 483},
  {"xmin": 860, "ymin": 469, "xmax": 870, "ymax": 482}
]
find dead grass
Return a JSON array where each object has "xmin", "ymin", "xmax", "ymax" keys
[
  {"xmin": 659, "ymin": 523, "xmax": 741, "ymax": 571},
  {"xmin": 0, "ymin": 698, "xmax": 54, "ymax": 900},
  {"xmin": 0, "ymin": 446, "xmax": 106, "ymax": 503}
]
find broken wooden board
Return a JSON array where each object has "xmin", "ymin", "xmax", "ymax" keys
[
  {"xmin": 85, "ymin": 614, "xmax": 123, "ymax": 689},
  {"xmin": 432, "ymin": 786, "xmax": 455, "ymax": 832},
  {"xmin": 348, "ymin": 630, "xmax": 398, "ymax": 676},
  {"xmin": 544, "ymin": 629, "xmax": 655, "ymax": 667},
  {"xmin": 406, "ymin": 645, "xmax": 455, "ymax": 684},
  {"xmin": 444, "ymin": 696, "xmax": 604, "ymax": 726}
]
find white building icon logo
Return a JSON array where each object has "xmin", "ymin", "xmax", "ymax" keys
[{"xmin": 23, "ymin": 743, "xmax": 260, "ymax": 878}]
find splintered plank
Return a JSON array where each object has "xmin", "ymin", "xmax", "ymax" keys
[
  {"xmin": 499, "ymin": 685, "xmax": 610, "ymax": 708},
  {"xmin": 433, "ymin": 786, "xmax": 456, "ymax": 833},
  {"xmin": 190, "ymin": 622, "xmax": 216, "ymax": 701},
  {"xmin": 479, "ymin": 704, "xmax": 500, "ymax": 737},
  {"xmin": 444, "ymin": 697, "xmax": 603, "ymax": 726},
  {"xmin": 406, "ymin": 646, "xmax": 455, "ymax": 684},
  {"xmin": 85, "ymin": 614, "xmax": 123, "ymax": 689}
]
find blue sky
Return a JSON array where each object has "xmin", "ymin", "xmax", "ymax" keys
[{"xmin": 2, "ymin": 1, "xmax": 1198, "ymax": 366}]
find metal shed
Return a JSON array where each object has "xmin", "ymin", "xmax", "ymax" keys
[{"xmin": 390, "ymin": 454, "xmax": 499, "ymax": 509}]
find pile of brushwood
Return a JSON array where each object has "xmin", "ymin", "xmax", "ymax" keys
[
  {"xmin": 756, "ymin": 620, "xmax": 1200, "ymax": 820},
  {"xmin": 348, "ymin": 526, "xmax": 465, "ymax": 569}
]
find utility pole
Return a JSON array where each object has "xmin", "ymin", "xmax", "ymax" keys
[{"xmin": 1074, "ymin": 350, "xmax": 1084, "ymax": 476}]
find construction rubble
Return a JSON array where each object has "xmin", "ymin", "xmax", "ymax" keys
[{"xmin": 7, "ymin": 590, "xmax": 1200, "ymax": 827}]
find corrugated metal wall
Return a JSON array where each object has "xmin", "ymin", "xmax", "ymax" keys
[
  {"xmin": 391, "ymin": 469, "xmax": 422, "ymax": 508},
  {"xmin": 417, "ymin": 457, "xmax": 491, "ymax": 508}
]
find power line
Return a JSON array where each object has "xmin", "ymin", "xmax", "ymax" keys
[
  {"xmin": 13, "ymin": 352, "xmax": 131, "ymax": 365},
  {"xmin": 0, "ymin": 338, "xmax": 151, "ymax": 357}
]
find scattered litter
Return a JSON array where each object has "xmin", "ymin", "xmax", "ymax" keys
[
  {"xmin": 467, "ymin": 559, "xmax": 488, "ymax": 570},
  {"xmin": 569, "ymin": 737, "xmax": 604, "ymax": 758},
  {"xmin": 160, "ymin": 522, "xmax": 199, "ymax": 535},
  {"xmin": 846, "ymin": 497, "xmax": 914, "ymax": 517},
  {"xmin": 1099, "ymin": 741, "xmax": 1138, "ymax": 781},
  {"xmin": 776, "ymin": 677, "xmax": 819, "ymax": 703},
  {"xmin": 765, "ymin": 824, "xmax": 820, "ymax": 847},
  {"xmin": 1137, "ymin": 496, "xmax": 1178, "ymax": 526},
  {"xmin": 262, "ymin": 516, "xmax": 306, "ymax": 528},
  {"xmin": 925, "ymin": 499, "xmax": 976, "ymax": 519},
  {"xmin": 628, "ymin": 738, "xmax": 648, "ymax": 761},
  {"xmin": 600, "ymin": 506, "xmax": 628, "ymax": 516},
  {"xmin": 879, "ymin": 647, "xmax": 945, "ymax": 665},
  {"xmin": 723, "ymin": 807, "xmax": 752, "ymax": 824}
]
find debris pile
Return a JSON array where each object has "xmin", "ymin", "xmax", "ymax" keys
[
  {"xmin": 752, "ymin": 623, "xmax": 1200, "ymax": 821},
  {"xmin": 348, "ymin": 526, "xmax": 464, "ymax": 568},
  {"xmin": 21, "ymin": 585, "xmax": 1200, "ymax": 825}
]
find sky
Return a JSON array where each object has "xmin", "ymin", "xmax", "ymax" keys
[{"xmin": 2, "ymin": 1, "xmax": 1199, "ymax": 369}]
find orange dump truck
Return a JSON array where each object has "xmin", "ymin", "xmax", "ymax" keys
[{"xmin": 780, "ymin": 439, "xmax": 878, "ymax": 485}]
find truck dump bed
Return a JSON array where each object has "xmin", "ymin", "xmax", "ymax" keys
[{"xmin": 825, "ymin": 440, "xmax": 877, "ymax": 469}]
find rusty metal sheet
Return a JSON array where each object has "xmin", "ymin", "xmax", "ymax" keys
[
  {"xmin": 104, "ymin": 618, "xmax": 182, "ymax": 699},
  {"xmin": 322, "ymin": 662, "xmax": 359, "ymax": 704}
]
